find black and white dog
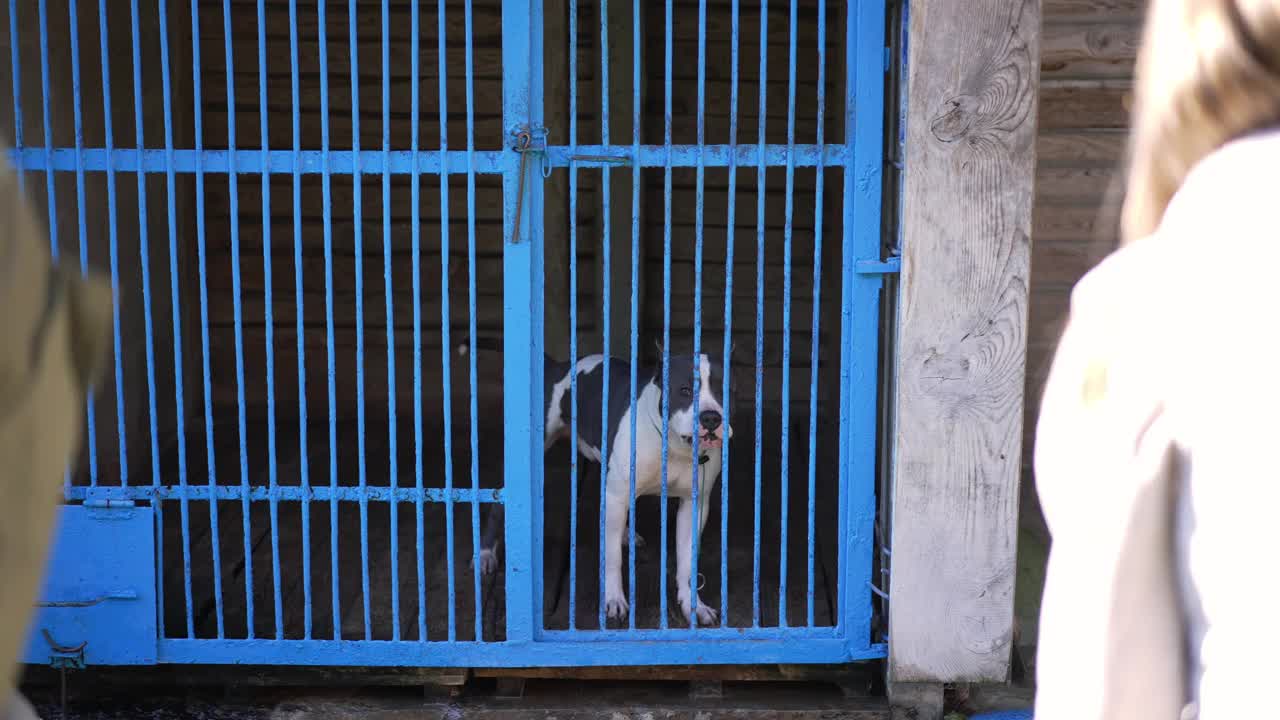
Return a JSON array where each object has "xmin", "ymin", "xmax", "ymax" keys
[{"xmin": 473, "ymin": 341, "xmax": 734, "ymax": 626}]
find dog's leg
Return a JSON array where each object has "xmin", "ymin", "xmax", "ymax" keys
[
  {"xmin": 617, "ymin": 476, "xmax": 644, "ymax": 549},
  {"xmin": 603, "ymin": 486, "xmax": 630, "ymax": 622},
  {"xmin": 475, "ymin": 503, "xmax": 504, "ymax": 575},
  {"xmin": 698, "ymin": 465, "xmax": 718, "ymax": 537},
  {"xmin": 676, "ymin": 496, "xmax": 719, "ymax": 627}
]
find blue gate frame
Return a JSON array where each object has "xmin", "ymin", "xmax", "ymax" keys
[{"xmin": 12, "ymin": 0, "xmax": 892, "ymax": 668}]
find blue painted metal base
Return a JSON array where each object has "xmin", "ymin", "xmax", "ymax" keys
[
  {"xmin": 21, "ymin": 504, "xmax": 158, "ymax": 666},
  {"xmin": 156, "ymin": 639, "xmax": 886, "ymax": 667}
]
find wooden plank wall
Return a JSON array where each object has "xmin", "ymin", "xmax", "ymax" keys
[
  {"xmin": 1026, "ymin": 0, "xmax": 1141, "ymax": 472},
  {"xmin": 198, "ymin": 0, "xmax": 846, "ymax": 424},
  {"xmin": 638, "ymin": 0, "xmax": 844, "ymax": 417},
  {"xmin": 197, "ymin": 0, "xmax": 600, "ymax": 424},
  {"xmin": 0, "ymin": 0, "xmax": 197, "ymax": 488}
]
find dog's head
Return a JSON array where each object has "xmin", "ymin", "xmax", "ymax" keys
[{"xmin": 652, "ymin": 342, "xmax": 737, "ymax": 451}]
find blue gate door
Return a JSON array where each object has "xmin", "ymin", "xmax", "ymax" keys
[
  {"xmin": 11, "ymin": 0, "xmax": 889, "ymax": 668},
  {"xmin": 498, "ymin": 0, "xmax": 891, "ymax": 665}
]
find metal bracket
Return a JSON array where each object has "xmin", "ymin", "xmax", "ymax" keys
[
  {"xmin": 854, "ymin": 256, "xmax": 902, "ymax": 275},
  {"xmin": 569, "ymin": 154, "xmax": 632, "ymax": 166},
  {"xmin": 40, "ymin": 629, "xmax": 86, "ymax": 670},
  {"xmin": 82, "ymin": 498, "xmax": 136, "ymax": 509},
  {"xmin": 37, "ymin": 589, "xmax": 138, "ymax": 608}
]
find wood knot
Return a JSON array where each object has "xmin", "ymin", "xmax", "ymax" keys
[
  {"xmin": 928, "ymin": 15, "xmax": 1035, "ymax": 146},
  {"xmin": 930, "ymin": 94, "xmax": 981, "ymax": 143}
]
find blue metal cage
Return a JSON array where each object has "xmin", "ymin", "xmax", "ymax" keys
[{"xmin": 7, "ymin": 0, "xmax": 893, "ymax": 668}]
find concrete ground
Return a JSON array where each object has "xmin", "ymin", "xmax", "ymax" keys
[{"xmin": 22, "ymin": 677, "xmax": 891, "ymax": 720}]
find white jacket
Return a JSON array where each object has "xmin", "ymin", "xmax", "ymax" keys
[{"xmin": 1033, "ymin": 128, "xmax": 1280, "ymax": 720}]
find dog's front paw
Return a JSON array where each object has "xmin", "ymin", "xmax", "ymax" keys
[
  {"xmin": 623, "ymin": 532, "xmax": 646, "ymax": 549},
  {"xmin": 680, "ymin": 595, "xmax": 719, "ymax": 627},
  {"xmin": 476, "ymin": 548, "xmax": 500, "ymax": 576},
  {"xmin": 604, "ymin": 587, "xmax": 630, "ymax": 621}
]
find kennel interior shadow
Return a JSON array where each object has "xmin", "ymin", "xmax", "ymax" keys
[{"xmin": 146, "ymin": 399, "xmax": 849, "ymax": 643}]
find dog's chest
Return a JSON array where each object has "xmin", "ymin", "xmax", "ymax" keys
[{"xmin": 627, "ymin": 433, "xmax": 720, "ymax": 499}]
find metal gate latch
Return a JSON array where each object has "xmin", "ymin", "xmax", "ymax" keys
[{"xmin": 509, "ymin": 123, "xmax": 549, "ymax": 245}]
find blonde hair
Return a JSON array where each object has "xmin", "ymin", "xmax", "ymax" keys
[{"xmin": 1122, "ymin": 0, "xmax": 1280, "ymax": 244}]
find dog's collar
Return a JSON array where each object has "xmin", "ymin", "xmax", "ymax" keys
[{"xmin": 648, "ymin": 411, "xmax": 710, "ymax": 466}]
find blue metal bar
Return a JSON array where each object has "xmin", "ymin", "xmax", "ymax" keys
[
  {"xmin": 128, "ymin": 0, "xmax": 163, "ymax": 638},
  {"xmin": 806, "ymin": 0, "xmax": 828, "ymax": 629},
  {"xmin": 839, "ymin": 0, "xmax": 887, "ymax": 644},
  {"xmin": 96, "ymin": 0, "xmax": 128, "ymax": 491},
  {"xmin": 689, "ymin": 0, "xmax": 708, "ymax": 629},
  {"xmin": 596, "ymin": 0, "xmax": 611, "ymax": 634},
  {"xmin": 437, "ymin": 0, "xmax": 457, "ymax": 644},
  {"xmin": 190, "ymin": 0, "xmax": 226, "ymax": 639},
  {"xmin": 719, "ymin": 0, "xmax": 740, "ymax": 630},
  {"xmin": 155, "ymin": 0, "xmax": 193, "ymax": 640},
  {"xmin": 528, "ymin": 0, "xmax": 548, "ymax": 638},
  {"xmin": 409, "ymin": 0, "xmax": 427, "ymax": 644},
  {"xmin": 67, "ymin": 485, "xmax": 504, "ymax": 504},
  {"xmin": 379, "ymin": 0, "xmax": 400, "ymax": 644},
  {"xmin": 567, "ymin": 0, "xmax": 580, "ymax": 632},
  {"xmin": 752, "ymin": 0, "xmax": 768, "ymax": 629},
  {"xmin": 36, "ymin": 0, "xmax": 55, "ymax": 266},
  {"xmin": 317, "ymin": 0, "xmax": 341, "ymax": 641},
  {"xmin": 465, "ymin": 0, "xmax": 484, "ymax": 644},
  {"xmin": 5, "ymin": 145, "xmax": 853, "ymax": 173},
  {"xmin": 349, "ymin": 0, "xmax": 372, "ymax": 643},
  {"xmin": 221, "ymin": 0, "xmax": 256, "ymax": 639},
  {"xmin": 625, "ymin": 0, "xmax": 640, "ymax": 633},
  {"xmin": 500, "ymin": 0, "xmax": 539, "ymax": 645},
  {"xmin": 658, "ymin": 0, "xmax": 673, "ymax": 631},
  {"xmin": 157, "ymin": 638, "xmax": 887, "ymax": 666},
  {"xmin": 67, "ymin": 0, "xmax": 100, "ymax": 487},
  {"xmin": 535, "ymin": 626, "xmax": 842, "ymax": 642},
  {"xmin": 255, "ymin": 0, "xmax": 284, "ymax": 641},
  {"xmin": 7, "ymin": 0, "xmax": 21, "ymax": 192},
  {"xmin": 778, "ymin": 0, "xmax": 799, "ymax": 629},
  {"xmin": 287, "ymin": 0, "xmax": 314, "ymax": 641}
]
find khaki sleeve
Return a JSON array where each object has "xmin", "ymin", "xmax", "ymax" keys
[{"xmin": 0, "ymin": 141, "xmax": 112, "ymax": 708}]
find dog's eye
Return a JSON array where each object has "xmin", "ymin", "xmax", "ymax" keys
[{"xmin": 680, "ymin": 386, "xmax": 692, "ymax": 397}]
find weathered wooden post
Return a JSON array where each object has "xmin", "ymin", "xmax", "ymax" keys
[{"xmin": 889, "ymin": 0, "xmax": 1041, "ymax": 716}]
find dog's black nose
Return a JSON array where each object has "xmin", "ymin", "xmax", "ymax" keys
[{"xmin": 699, "ymin": 410, "xmax": 722, "ymax": 432}]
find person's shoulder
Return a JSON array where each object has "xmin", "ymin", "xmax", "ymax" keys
[
  {"xmin": 1183, "ymin": 126, "xmax": 1280, "ymax": 194},
  {"xmin": 1163, "ymin": 126, "xmax": 1280, "ymax": 243},
  {"xmin": 1067, "ymin": 233, "xmax": 1167, "ymax": 328},
  {"xmin": 1067, "ymin": 127, "xmax": 1280, "ymax": 322}
]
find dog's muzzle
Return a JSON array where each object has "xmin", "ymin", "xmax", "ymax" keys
[{"xmin": 694, "ymin": 410, "xmax": 728, "ymax": 449}]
